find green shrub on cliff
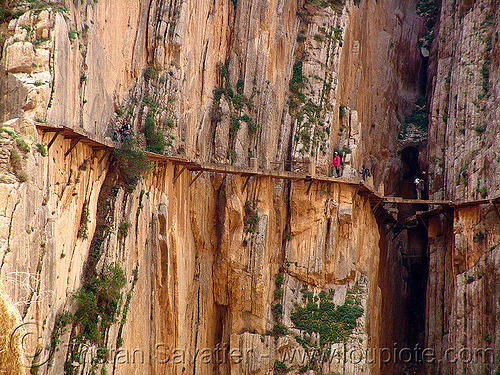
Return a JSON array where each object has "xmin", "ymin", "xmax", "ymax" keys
[
  {"xmin": 339, "ymin": 104, "xmax": 346, "ymax": 118},
  {"xmin": 113, "ymin": 137, "xmax": 152, "ymax": 192},
  {"xmin": 10, "ymin": 149, "xmax": 28, "ymax": 182},
  {"xmin": 473, "ymin": 230, "xmax": 485, "ymax": 243},
  {"xmin": 244, "ymin": 200, "xmax": 259, "ymax": 233},
  {"xmin": 211, "ymin": 62, "xmax": 258, "ymax": 136},
  {"xmin": 290, "ymin": 60, "xmax": 304, "ymax": 93},
  {"xmin": 16, "ymin": 138, "xmax": 30, "ymax": 153},
  {"xmin": 273, "ymin": 360, "xmax": 289, "ymax": 374},
  {"xmin": 416, "ymin": 0, "xmax": 438, "ymax": 29},
  {"xmin": 118, "ymin": 221, "xmax": 130, "ymax": 238},
  {"xmin": 305, "ymin": 0, "xmax": 345, "ymax": 9},
  {"xmin": 476, "ymin": 186, "xmax": 488, "ymax": 198},
  {"xmin": 77, "ymin": 200, "xmax": 90, "ymax": 239},
  {"xmin": 291, "ymin": 288, "xmax": 364, "ymax": 347},
  {"xmin": 73, "ymin": 263, "xmax": 126, "ymax": 344},
  {"xmin": 270, "ymin": 322, "xmax": 288, "ymax": 337},
  {"xmin": 143, "ymin": 114, "xmax": 166, "ymax": 154},
  {"xmin": 481, "ymin": 60, "xmax": 490, "ymax": 96},
  {"xmin": 36, "ymin": 143, "xmax": 47, "ymax": 156}
]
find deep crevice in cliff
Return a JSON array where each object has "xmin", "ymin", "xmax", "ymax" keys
[
  {"xmin": 401, "ymin": 146, "xmax": 421, "ymax": 183},
  {"xmin": 379, "ymin": 144, "xmax": 430, "ymax": 375}
]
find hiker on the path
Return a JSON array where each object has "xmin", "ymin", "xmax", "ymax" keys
[
  {"xmin": 360, "ymin": 165, "xmax": 370, "ymax": 181},
  {"xmin": 330, "ymin": 152, "xmax": 341, "ymax": 177},
  {"xmin": 119, "ymin": 119, "xmax": 131, "ymax": 140},
  {"xmin": 414, "ymin": 176, "xmax": 424, "ymax": 199}
]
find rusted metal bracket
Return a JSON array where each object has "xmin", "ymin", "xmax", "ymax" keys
[
  {"xmin": 64, "ymin": 138, "xmax": 82, "ymax": 158},
  {"xmin": 306, "ymin": 179, "xmax": 313, "ymax": 194},
  {"xmin": 419, "ymin": 216, "xmax": 428, "ymax": 231},
  {"xmin": 372, "ymin": 199, "xmax": 383, "ymax": 213},
  {"xmin": 173, "ymin": 165, "xmax": 188, "ymax": 183},
  {"xmin": 98, "ymin": 150, "xmax": 109, "ymax": 165},
  {"xmin": 385, "ymin": 222, "xmax": 398, "ymax": 236},
  {"xmin": 352, "ymin": 184, "xmax": 361, "ymax": 204},
  {"xmin": 189, "ymin": 170, "xmax": 204, "ymax": 186},
  {"xmin": 47, "ymin": 130, "xmax": 62, "ymax": 150}
]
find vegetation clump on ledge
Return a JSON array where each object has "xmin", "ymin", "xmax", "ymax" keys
[
  {"xmin": 244, "ymin": 200, "xmax": 260, "ymax": 233},
  {"xmin": 267, "ymin": 283, "xmax": 364, "ymax": 373},
  {"xmin": 398, "ymin": 96, "xmax": 428, "ymax": 142},
  {"xmin": 73, "ymin": 263, "xmax": 126, "ymax": 344},
  {"xmin": 60, "ymin": 262, "xmax": 126, "ymax": 373},
  {"xmin": 77, "ymin": 200, "xmax": 90, "ymax": 239},
  {"xmin": 305, "ymin": 0, "xmax": 345, "ymax": 8},
  {"xmin": 473, "ymin": 230, "xmax": 485, "ymax": 243},
  {"xmin": 268, "ymin": 272, "xmax": 288, "ymax": 338},
  {"xmin": 285, "ymin": 287, "xmax": 364, "ymax": 373},
  {"xmin": 273, "ymin": 359, "xmax": 289, "ymax": 374},
  {"xmin": 113, "ymin": 137, "xmax": 152, "ymax": 192},
  {"xmin": 212, "ymin": 61, "xmax": 259, "ymax": 137},
  {"xmin": 416, "ymin": 0, "xmax": 438, "ymax": 29},
  {"xmin": 143, "ymin": 114, "xmax": 167, "ymax": 154},
  {"xmin": 291, "ymin": 288, "xmax": 364, "ymax": 347},
  {"xmin": 118, "ymin": 221, "xmax": 131, "ymax": 238}
]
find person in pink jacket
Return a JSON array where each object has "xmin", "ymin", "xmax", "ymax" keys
[{"xmin": 330, "ymin": 152, "xmax": 341, "ymax": 177}]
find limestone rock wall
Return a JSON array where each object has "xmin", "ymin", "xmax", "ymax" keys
[
  {"xmin": 426, "ymin": 0, "xmax": 500, "ymax": 202},
  {"xmin": 426, "ymin": 206, "xmax": 500, "ymax": 375},
  {"xmin": 0, "ymin": 119, "xmax": 382, "ymax": 374},
  {"xmin": 339, "ymin": 0, "xmax": 426, "ymax": 193},
  {"xmin": 0, "ymin": 2, "xmax": 149, "ymax": 136},
  {"xmin": 1, "ymin": 0, "xmax": 424, "ymax": 178},
  {"xmin": 0, "ymin": 117, "xmax": 111, "ymax": 373},
  {"xmin": 424, "ymin": 0, "xmax": 500, "ymax": 373},
  {"xmin": 3, "ymin": 0, "xmax": 485, "ymax": 374}
]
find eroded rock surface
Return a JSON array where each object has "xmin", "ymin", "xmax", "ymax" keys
[{"xmin": 1, "ymin": 0, "xmax": 499, "ymax": 374}]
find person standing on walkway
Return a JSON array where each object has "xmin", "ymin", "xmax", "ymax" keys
[
  {"xmin": 360, "ymin": 165, "xmax": 370, "ymax": 181},
  {"xmin": 414, "ymin": 176, "xmax": 424, "ymax": 199},
  {"xmin": 330, "ymin": 152, "xmax": 341, "ymax": 177},
  {"xmin": 118, "ymin": 119, "xmax": 131, "ymax": 141}
]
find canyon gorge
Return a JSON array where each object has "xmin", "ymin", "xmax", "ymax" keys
[{"xmin": 0, "ymin": 0, "xmax": 499, "ymax": 374}]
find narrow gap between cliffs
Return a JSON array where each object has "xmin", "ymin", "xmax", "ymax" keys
[{"xmin": 379, "ymin": 146, "xmax": 429, "ymax": 375}]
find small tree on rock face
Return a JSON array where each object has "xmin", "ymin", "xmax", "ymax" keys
[
  {"xmin": 73, "ymin": 263, "xmax": 126, "ymax": 344},
  {"xmin": 143, "ymin": 114, "xmax": 166, "ymax": 154},
  {"xmin": 113, "ymin": 137, "xmax": 152, "ymax": 192}
]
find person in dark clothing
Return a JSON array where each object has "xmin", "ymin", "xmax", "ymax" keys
[
  {"xmin": 118, "ymin": 119, "xmax": 131, "ymax": 140},
  {"xmin": 360, "ymin": 165, "xmax": 370, "ymax": 181}
]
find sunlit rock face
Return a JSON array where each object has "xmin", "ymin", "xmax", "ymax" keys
[{"xmin": 1, "ymin": 0, "xmax": 499, "ymax": 374}]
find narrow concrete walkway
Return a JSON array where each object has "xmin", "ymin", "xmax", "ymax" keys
[{"xmin": 35, "ymin": 123, "xmax": 499, "ymax": 212}]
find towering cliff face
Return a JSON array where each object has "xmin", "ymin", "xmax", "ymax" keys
[
  {"xmin": 0, "ymin": 121, "xmax": 382, "ymax": 375},
  {"xmin": 427, "ymin": 0, "xmax": 499, "ymax": 203},
  {"xmin": 0, "ymin": 2, "xmax": 149, "ymax": 134},
  {"xmin": 1, "ymin": 0, "xmax": 499, "ymax": 374},
  {"xmin": 0, "ymin": 2, "xmax": 391, "ymax": 374},
  {"xmin": 0, "ymin": 0, "xmax": 427, "ymax": 177},
  {"xmin": 424, "ymin": 0, "xmax": 500, "ymax": 374},
  {"xmin": 339, "ymin": 0, "xmax": 426, "ymax": 192}
]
